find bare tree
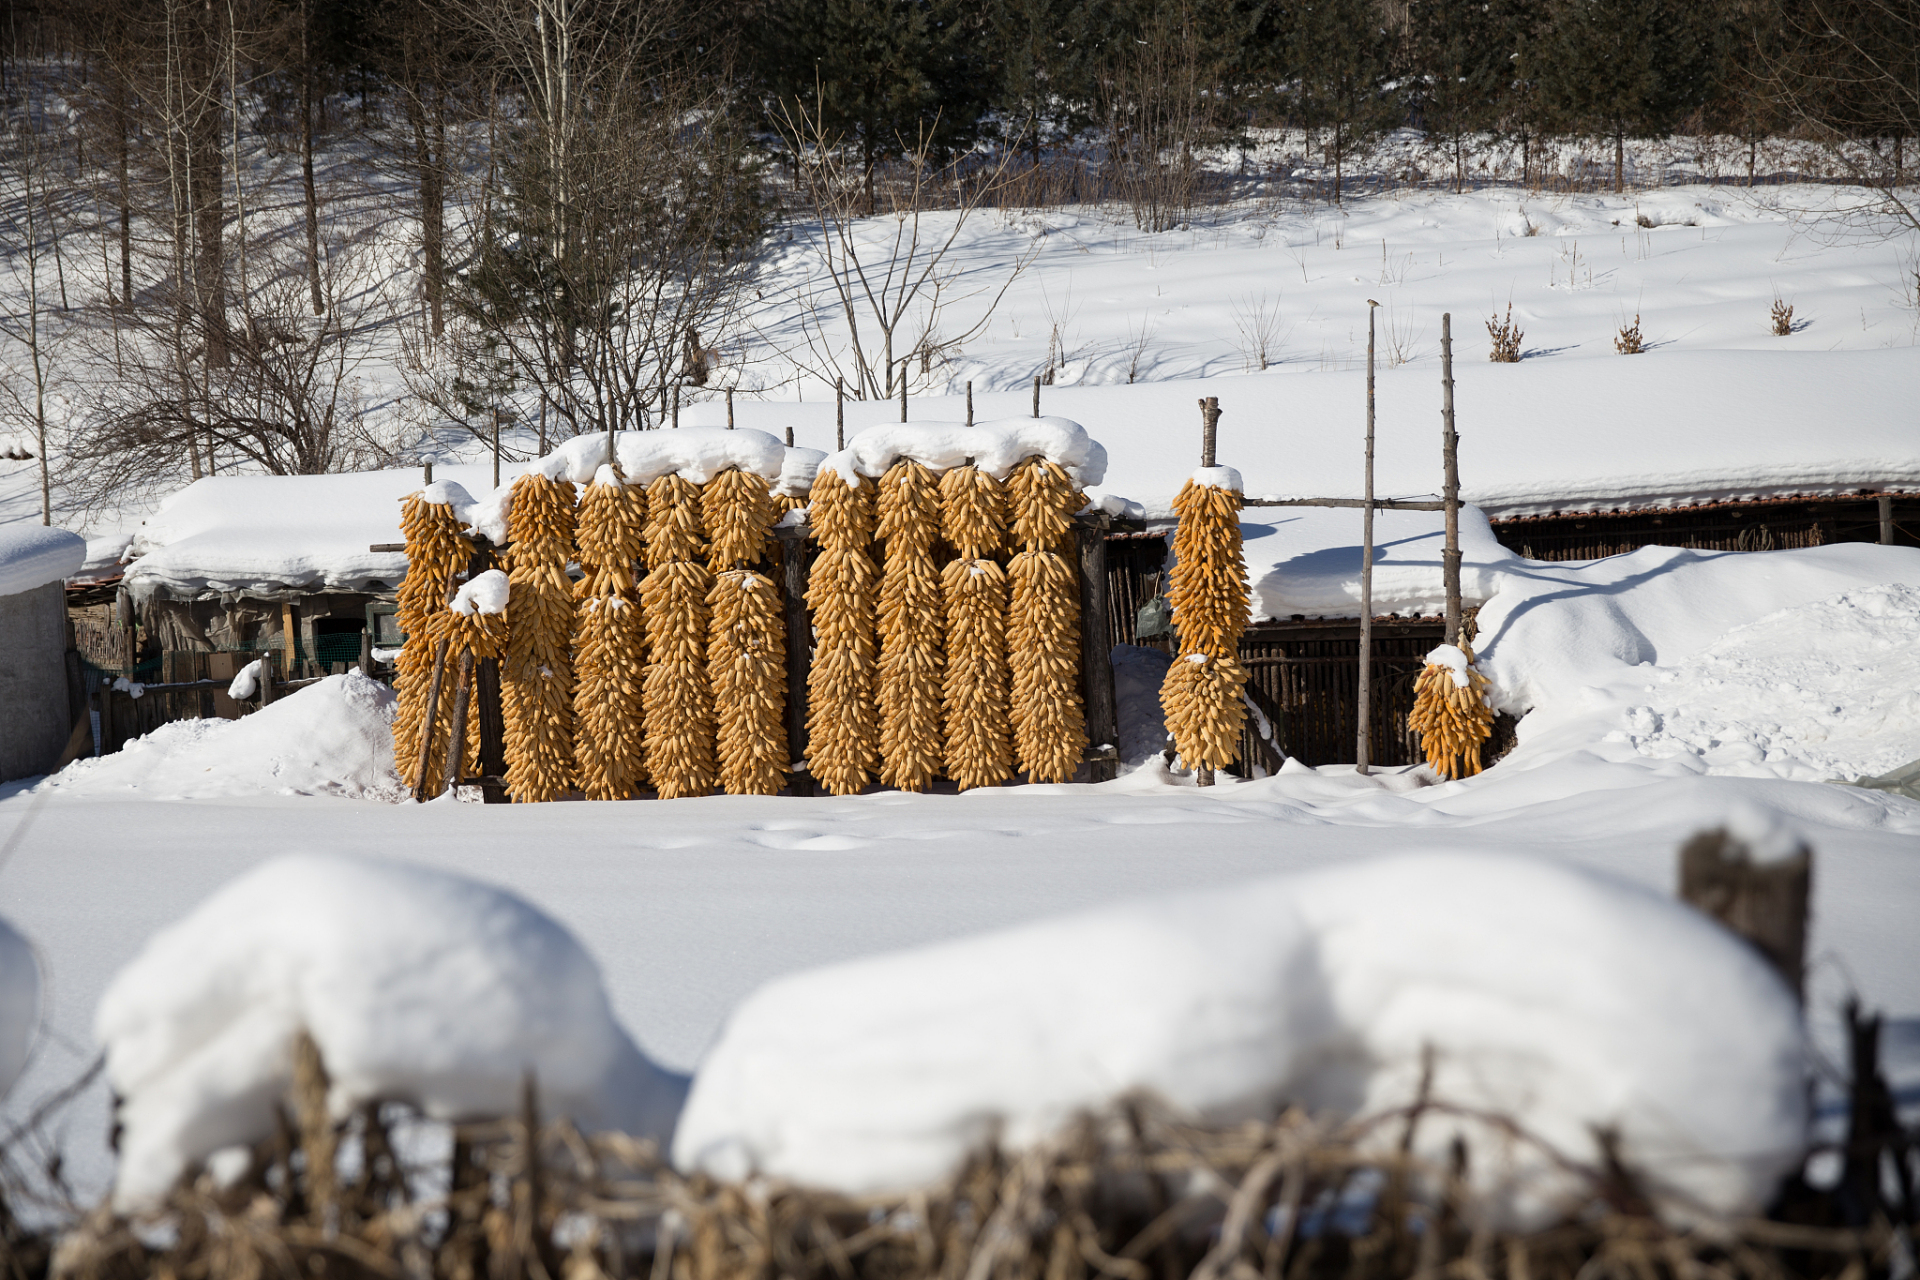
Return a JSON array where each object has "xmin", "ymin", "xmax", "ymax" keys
[
  {"xmin": 763, "ymin": 102, "xmax": 1036, "ymax": 401},
  {"xmin": 0, "ymin": 91, "xmax": 66, "ymax": 523}
]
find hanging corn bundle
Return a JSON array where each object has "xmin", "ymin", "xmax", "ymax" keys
[
  {"xmin": 804, "ymin": 468, "xmax": 879, "ymax": 796},
  {"xmin": 1408, "ymin": 639, "xmax": 1495, "ymax": 779},
  {"xmin": 501, "ymin": 473, "xmax": 578, "ymax": 802},
  {"xmin": 573, "ymin": 474, "xmax": 649, "ymax": 801},
  {"xmin": 876, "ymin": 460, "xmax": 945, "ymax": 792},
  {"xmin": 640, "ymin": 473, "xmax": 717, "ymax": 798},
  {"xmin": 703, "ymin": 468, "xmax": 787, "ymax": 795},
  {"xmin": 1159, "ymin": 475, "xmax": 1250, "ymax": 780},
  {"xmin": 394, "ymin": 492, "xmax": 472, "ymax": 799},
  {"xmin": 938, "ymin": 465, "xmax": 1012, "ymax": 790},
  {"xmin": 1005, "ymin": 457, "xmax": 1086, "ymax": 783}
]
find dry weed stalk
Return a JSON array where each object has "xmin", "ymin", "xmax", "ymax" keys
[
  {"xmin": 1486, "ymin": 305, "xmax": 1524, "ymax": 362},
  {"xmin": 1771, "ymin": 299, "xmax": 1795, "ymax": 336},
  {"xmin": 1615, "ymin": 315, "xmax": 1645, "ymax": 354}
]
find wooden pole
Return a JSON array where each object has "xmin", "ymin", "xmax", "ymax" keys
[
  {"xmin": 1199, "ymin": 397, "xmax": 1219, "ymax": 467},
  {"xmin": 726, "ymin": 388, "xmax": 735, "ymax": 429},
  {"xmin": 1880, "ymin": 493, "xmax": 1895, "ymax": 544},
  {"xmin": 1441, "ymin": 312, "xmax": 1462, "ymax": 645},
  {"xmin": 1076, "ymin": 514, "xmax": 1119, "ymax": 782},
  {"xmin": 836, "ymin": 377, "xmax": 845, "ymax": 449},
  {"xmin": 492, "ymin": 411, "xmax": 500, "ymax": 489},
  {"xmin": 1032, "ymin": 375, "xmax": 1041, "ymax": 418},
  {"xmin": 1357, "ymin": 302, "xmax": 1378, "ymax": 775},
  {"xmin": 413, "ymin": 638, "xmax": 450, "ymax": 801},
  {"xmin": 442, "ymin": 650, "xmax": 475, "ymax": 794},
  {"xmin": 785, "ymin": 425, "xmax": 794, "ymax": 447},
  {"xmin": 282, "ymin": 601, "xmax": 299, "ymax": 679},
  {"xmin": 778, "ymin": 528, "xmax": 814, "ymax": 795},
  {"xmin": 423, "ymin": 460, "xmax": 433, "ymax": 485},
  {"xmin": 966, "ymin": 380, "xmax": 973, "ymax": 426},
  {"xmin": 672, "ymin": 384, "xmax": 681, "ymax": 428},
  {"xmin": 899, "ymin": 368, "xmax": 907, "ymax": 422}
]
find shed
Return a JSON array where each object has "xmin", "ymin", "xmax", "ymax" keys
[{"xmin": 0, "ymin": 523, "xmax": 87, "ymax": 781}]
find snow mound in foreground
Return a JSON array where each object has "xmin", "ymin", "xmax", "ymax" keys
[
  {"xmin": 39, "ymin": 671, "xmax": 403, "ymax": 801},
  {"xmin": 1618, "ymin": 583, "xmax": 1920, "ymax": 781},
  {"xmin": 673, "ymin": 853, "xmax": 1805, "ymax": 1230},
  {"xmin": 0, "ymin": 916, "xmax": 38, "ymax": 1095},
  {"xmin": 98, "ymin": 854, "xmax": 688, "ymax": 1211}
]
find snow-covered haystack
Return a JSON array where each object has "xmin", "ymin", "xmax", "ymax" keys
[
  {"xmin": 37, "ymin": 671, "xmax": 404, "ymax": 801},
  {"xmin": 674, "ymin": 852, "xmax": 1805, "ymax": 1229},
  {"xmin": 0, "ymin": 915, "xmax": 39, "ymax": 1097},
  {"xmin": 97, "ymin": 853, "xmax": 687, "ymax": 1210}
]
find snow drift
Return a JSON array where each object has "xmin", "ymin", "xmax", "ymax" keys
[
  {"xmin": 98, "ymin": 853, "xmax": 688, "ymax": 1210},
  {"xmin": 38, "ymin": 671, "xmax": 403, "ymax": 801},
  {"xmin": 0, "ymin": 916, "xmax": 38, "ymax": 1096},
  {"xmin": 673, "ymin": 852, "xmax": 1806, "ymax": 1230}
]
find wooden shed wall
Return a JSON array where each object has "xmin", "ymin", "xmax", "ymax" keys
[{"xmin": 1490, "ymin": 494, "xmax": 1917, "ymax": 561}]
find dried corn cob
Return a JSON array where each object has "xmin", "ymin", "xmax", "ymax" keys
[
  {"xmin": 573, "ymin": 475, "xmax": 648, "ymax": 801},
  {"xmin": 939, "ymin": 465, "xmax": 1012, "ymax": 790},
  {"xmin": 501, "ymin": 473, "xmax": 577, "ymax": 802},
  {"xmin": 1007, "ymin": 456, "xmax": 1086, "ymax": 782},
  {"xmin": 641, "ymin": 474, "xmax": 717, "ymax": 797},
  {"xmin": 395, "ymin": 493, "xmax": 472, "ymax": 799},
  {"xmin": 709, "ymin": 569, "xmax": 788, "ymax": 795},
  {"xmin": 877, "ymin": 460, "xmax": 944, "ymax": 792},
  {"xmin": 1159, "ymin": 477, "xmax": 1248, "ymax": 778},
  {"xmin": 804, "ymin": 468, "xmax": 878, "ymax": 795},
  {"xmin": 1408, "ymin": 639, "xmax": 1496, "ymax": 779}
]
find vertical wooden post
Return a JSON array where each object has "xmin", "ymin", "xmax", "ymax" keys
[
  {"xmin": 475, "ymin": 655, "xmax": 508, "ymax": 804},
  {"xmin": 1077, "ymin": 514, "xmax": 1119, "ymax": 783},
  {"xmin": 1880, "ymin": 493, "xmax": 1895, "ymax": 544},
  {"xmin": 966, "ymin": 380, "xmax": 974, "ymax": 426},
  {"xmin": 836, "ymin": 377, "xmax": 845, "ymax": 450},
  {"xmin": 1357, "ymin": 302, "xmax": 1379, "ymax": 775},
  {"xmin": 899, "ymin": 369, "xmax": 907, "ymax": 422},
  {"xmin": 492, "ymin": 411, "xmax": 501, "ymax": 489},
  {"xmin": 727, "ymin": 388, "xmax": 735, "ymax": 429},
  {"xmin": 1678, "ymin": 827, "xmax": 1810, "ymax": 999},
  {"xmin": 1198, "ymin": 397, "xmax": 1219, "ymax": 467},
  {"xmin": 785, "ymin": 425, "xmax": 794, "ymax": 447},
  {"xmin": 260, "ymin": 649, "xmax": 276, "ymax": 704},
  {"xmin": 442, "ymin": 650, "xmax": 475, "ymax": 793},
  {"xmin": 673, "ymin": 384, "xmax": 681, "ymax": 428},
  {"xmin": 359, "ymin": 627, "xmax": 373, "ymax": 675},
  {"xmin": 778, "ymin": 527, "xmax": 814, "ymax": 795},
  {"xmin": 1441, "ymin": 313, "xmax": 1463, "ymax": 646},
  {"xmin": 96, "ymin": 684, "xmax": 111, "ymax": 756},
  {"xmin": 413, "ymin": 639, "xmax": 450, "ymax": 802},
  {"xmin": 282, "ymin": 600, "xmax": 299, "ymax": 679},
  {"xmin": 1032, "ymin": 375, "xmax": 1040, "ymax": 418},
  {"xmin": 423, "ymin": 460, "xmax": 433, "ymax": 485}
]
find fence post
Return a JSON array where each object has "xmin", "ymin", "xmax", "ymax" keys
[
  {"xmin": 442, "ymin": 650, "xmax": 476, "ymax": 794},
  {"xmin": 1441, "ymin": 313, "xmax": 1462, "ymax": 646},
  {"xmin": 1677, "ymin": 827, "xmax": 1810, "ymax": 999},
  {"xmin": 778, "ymin": 527, "xmax": 814, "ymax": 795},
  {"xmin": 1880, "ymin": 493, "xmax": 1895, "ymax": 544},
  {"xmin": 1032, "ymin": 375, "xmax": 1040, "ymax": 418},
  {"xmin": 1357, "ymin": 302, "xmax": 1379, "ymax": 775}
]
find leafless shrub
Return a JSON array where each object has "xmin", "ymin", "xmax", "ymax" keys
[
  {"xmin": 1487, "ymin": 304, "xmax": 1524, "ymax": 362},
  {"xmin": 1123, "ymin": 317, "xmax": 1157, "ymax": 383},
  {"xmin": 1615, "ymin": 313, "xmax": 1645, "ymax": 354},
  {"xmin": 1771, "ymin": 299, "xmax": 1795, "ymax": 335},
  {"xmin": 1229, "ymin": 292, "xmax": 1283, "ymax": 371}
]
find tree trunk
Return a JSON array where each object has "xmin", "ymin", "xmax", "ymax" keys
[
  {"xmin": 302, "ymin": 17, "xmax": 323, "ymax": 314},
  {"xmin": 407, "ymin": 85, "xmax": 447, "ymax": 338},
  {"xmin": 192, "ymin": 99, "xmax": 228, "ymax": 366},
  {"xmin": 116, "ymin": 93, "xmax": 132, "ymax": 306}
]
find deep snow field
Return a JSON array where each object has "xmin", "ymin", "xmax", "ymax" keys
[{"xmin": 1, "ymin": 177, "xmax": 1917, "ymax": 1212}]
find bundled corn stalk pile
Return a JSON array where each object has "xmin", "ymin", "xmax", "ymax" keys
[
  {"xmin": 394, "ymin": 492, "xmax": 473, "ymax": 799},
  {"xmin": 1409, "ymin": 639, "xmax": 1496, "ymax": 780},
  {"xmin": 705, "ymin": 468, "xmax": 788, "ymax": 795},
  {"xmin": 876, "ymin": 461, "xmax": 945, "ymax": 792},
  {"xmin": 573, "ymin": 476, "xmax": 649, "ymax": 801},
  {"xmin": 1006, "ymin": 458, "xmax": 1087, "ymax": 783},
  {"xmin": 501, "ymin": 475, "xmax": 579, "ymax": 802},
  {"xmin": 938, "ymin": 465, "xmax": 1013, "ymax": 790},
  {"xmin": 804, "ymin": 468, "xmax": 880, "ymax": 796},
  {"xmin": 1159, "ymin": 476, "xmax": 1249, "ymax": 780},
  {"xmin": 641, "ymin": 474, "xmax": 718, "ymax": 798},
  {"xmin": 48, "ymin": 1065, "xmax": 1902, "ymax": 1280}
]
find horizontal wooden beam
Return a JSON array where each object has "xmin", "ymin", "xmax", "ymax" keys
[{"xmin": 1243, "ymin": 497, "xmax": 1445, "ymax": 511}]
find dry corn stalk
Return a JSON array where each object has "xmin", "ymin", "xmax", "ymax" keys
[
  {"xmin": 1160, "ymin": 477, "xmax": 1248, "ymax": 777},
  {"xmin": 876, "ymin": 460, "xmax": 944, "ymax": 792},
  {"xmin": 641, "ymin": 474, "xmax": 717, "ymax": 798},
  {"xmin": 502, "ymin": 474, "xmax": 578, "ymax": 802},
  {"xmin": 1006, "ymin": 456, "xmax": 1086, "ymax": 783},
  {"xmin": 709, "ymin": 570, "xmax": 789, "ymax": 795},
  {"xmin": 395, "ymin": 493, "xmax": 472, "ymax": 799},
  {"xmin": 939, "ymin": 466, "xmax": 1012, "ymax": 790},
  {"xmin": 804, "ymin": 469, "xmax": 879, "ymax": 795},
  {"xmin": 573, "ymin": 477, "xmax": 649, "ymax": 801},
  {"xmin": 1408, "ymin": 639, "xmax": 1495, "ymax": 779}
]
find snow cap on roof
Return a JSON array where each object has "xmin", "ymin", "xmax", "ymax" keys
[
  {"xmin": 0, "ymin": 523, "xmax": 87, "ymax": 597},
  {"xmin": 821, "ymin": 418, "xmax": 1108, "ymax": 489}
]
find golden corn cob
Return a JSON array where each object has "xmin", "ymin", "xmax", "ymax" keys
[
  {"xmin": 395, "ymin": 493, "xmax": 473, "ymax": 799},
  {"xmin": 501, "ymin": 473, "xmax": 578, "ymax": 802},
  {"xmin": 876, "ymin": 460, "xmax": 944, "ymax": 792},
  {"xmin": 1159, "ymin": 477, "xmax": 1249, "ymax": 777}
]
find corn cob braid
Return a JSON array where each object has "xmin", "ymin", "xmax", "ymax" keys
[
  {"xmin": 501, "ymin": 473, "xmax": 577, "ymax": 802},
  {"xmin": 394, "ymin": 493, "xmax": 472, "ymax": 799},
  {"xmin": 573, "ymin": 477, "xmax": 649, "ymax": 801},
  {"xmin": 876, "ymin": 460, "xmax": 945, "ymax": 792},
  {"xmin": 709, "ymin": 569, "xmax": 789, "ymax": 795},
  {"xmin": 938, "ymin": 465, "xmax": 1012, "ymax": 790},
  {"xmin": 1159, "ymin": 477, "xmax": 1249, "ymax": 778},
  {"xmin": 1408, "ymin": 639, "xmax": 1496, "ymax": 779},
  {"xmin": 1006, "ymin": 456, "xmax": 1087, "ymax": 783},
  {"xmin": 804, "ymin": 469, "xmax": 878, "ymax": 795},
  {"xmin": 641, "ymin": 474, "xmax": 717, "ymax": 798}
]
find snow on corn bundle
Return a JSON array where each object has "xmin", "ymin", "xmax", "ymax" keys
[
  {"xmin": 1160, "ymin": 467, "xmax": 1250, "ymax": 780},
  {"xmin": 384, "ymin": 420, "xmax": 1110, "ymax": 800}
]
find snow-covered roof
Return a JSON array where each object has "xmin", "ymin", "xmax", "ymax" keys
[
  {"xmin": 1244, "ymin": 505, "xmax": 1515, "ymax": 620},
  {"xmin": 0, "ymin": 522, "xmax": 87, "ymax": 598}
]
